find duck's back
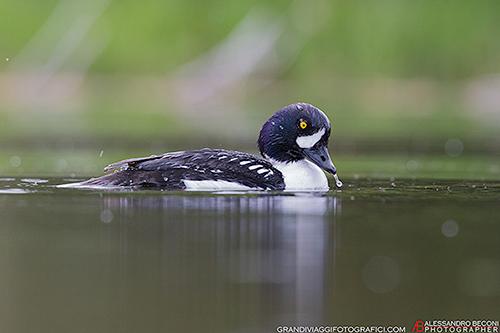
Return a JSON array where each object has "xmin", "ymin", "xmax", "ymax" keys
[{"xmin": 81, "ymin": 149, "xmax": 285, "ymax": 190}]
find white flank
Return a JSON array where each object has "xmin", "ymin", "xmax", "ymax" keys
[
  {"xmin": 183, "ymin": 179, "xmax": 254, "ymax": 191},
  {"xmin": 56, "ymin": 181, "xmax": 84, "ymax": 188},
  {"xmin": 271, "ymin": 159, "xmax": 328, "ymax": 191},
  {"xmin": 56, "ymin": 182, "xmax": 125, "ymax": 190},
  {"xmin": 296, "ymin": 128, "xmax": 326, "ymax": 148}
]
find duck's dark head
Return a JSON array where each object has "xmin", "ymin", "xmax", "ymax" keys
[{"xmin": 258, "ymin": 102, "xmax": 338, "ymax": 175}]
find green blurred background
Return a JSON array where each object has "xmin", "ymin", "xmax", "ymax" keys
[{"xmin": 1, "ymin": 0, "xmax": 500, "ymax": 179}]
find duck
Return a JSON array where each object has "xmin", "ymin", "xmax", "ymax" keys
[{"xmin": 77, "ymin": 102, "xmax": 343, "ymax": 191}]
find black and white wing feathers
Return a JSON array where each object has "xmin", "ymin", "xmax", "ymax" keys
[{"xmin": 82, "ymin": 149, "xmax": 285, "ymax": 190}]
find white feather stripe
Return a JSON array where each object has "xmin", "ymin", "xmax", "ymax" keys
[
  {"xmin": 296, "ymin": 128, "xmax": 326, "ymax": 148},
  {"xmin": 248, "ymin": 164, "xmax": 262, "ymax": 170}
]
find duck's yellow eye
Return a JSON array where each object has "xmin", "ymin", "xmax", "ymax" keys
[{"xmin": 299, "ymin": 120, "xmax": 308, "ymax": 129}]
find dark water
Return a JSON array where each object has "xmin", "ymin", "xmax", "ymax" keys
[{"xmin": 0, "ymin": 177, "xmax": 499, "ymax": 332}]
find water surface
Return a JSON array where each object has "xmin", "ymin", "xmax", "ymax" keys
[{"xmin": 0, "ymin": 177, "xmax": 499, "ymax": 332}]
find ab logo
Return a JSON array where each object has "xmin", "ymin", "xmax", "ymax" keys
[{"xmin": 412, "ymin": 320, "xmax": 425, "ymax": 333}]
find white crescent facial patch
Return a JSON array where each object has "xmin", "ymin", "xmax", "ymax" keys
[{"xmin": 296, "ymin": 128, "xmax": 326, "ymax": 148}]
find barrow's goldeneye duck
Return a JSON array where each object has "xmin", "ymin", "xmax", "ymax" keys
[{"xmin": 77, "ymin": 102, "xmax": 342, "ymax": 191}]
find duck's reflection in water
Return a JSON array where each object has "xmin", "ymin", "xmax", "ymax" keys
[{"xmin": 101, "ymin": 193, "xmax": 341, "ymax": 327}]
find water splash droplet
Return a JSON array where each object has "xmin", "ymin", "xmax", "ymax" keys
[
  {"xmin": 445, "ymin": 138, "xmax": 464, "ymax": 157},
  {"xmin": 441, "ymin": 219, "xmax": 459, "ymax": 238},
  {"xmin": 100, "ymin": 209, "xmax": 113, "ymax": 223},
  {"xmin": 9, "ymin": 156, "xmax": 21, "ymax": 168},
  {"xmin": 333, "ymin": 174, "xmax": 342, "ymax": 188}
]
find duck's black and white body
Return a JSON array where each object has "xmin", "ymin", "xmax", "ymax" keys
[
  {"xmin": 83, "ymin": 149, "xmax": 286, "ymax": 190},
  {"xmin": 77, "ymin": 103, "xmax": 342, "ymax": 191}
]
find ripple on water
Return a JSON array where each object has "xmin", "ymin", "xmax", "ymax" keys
[
  {"xmin": 0, "ymin": 178, "xmax": 16, "ymax": 182},
  {"xmin": 0, "ymin": 177, "xmax": 499, "ymax": 199},
  {"xmin": 20, "ymin": 178, "xmax": 49, "ymax": 184},
  {"xmin": 0, "ymin": 188, "xmax": 31, "ymax": 194}
]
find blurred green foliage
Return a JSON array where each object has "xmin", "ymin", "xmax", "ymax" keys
[
  {"xmin": 1, "ymin": 0, "xmax": 500, "ymax": 78},
  {"xmin": 1, "ymin": 0, "xmax": 499, "ymax": 176}
]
